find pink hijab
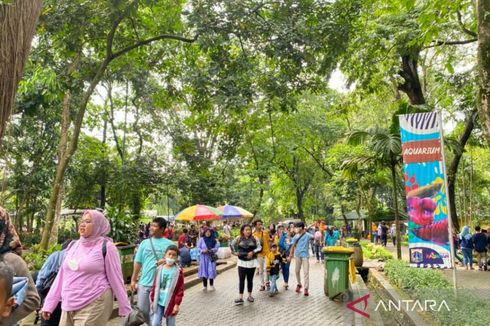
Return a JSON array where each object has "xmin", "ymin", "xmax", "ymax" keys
[{"xmin": 79, "ymin": 210, "xmax": 111, "ymax": 245}]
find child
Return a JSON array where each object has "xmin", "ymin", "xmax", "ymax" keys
[
  {"xmin": 266, "ymin": 244, "xmax": 283, "ymax": 297},
  {"xmin": 150, "ymin": 245, "xmax": 184, "ymax": 326},
  {"xmin": 0, "ymin": 261, "xmax": 15, "ymax": 320}
]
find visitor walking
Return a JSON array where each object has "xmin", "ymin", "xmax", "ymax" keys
[
  {"xmin": 390, "ymin": 224, "xmax": 397, "ymax": 246},
  {"xmin": 198, "ymin": 228, "xmax": 220, "ymax": 291},
  {"xmin": 149, "ymin": 245, "xmax": 184, "ymax": 326},
  {"xmin": 278, "ymin": 225, "xmax": 293, "ymax": 290},
  {"xmin": 130, "ymin": 217, "xmax": 173, "ymax": 325},
  {"xmin": 288, "ymin": 221, "xmax": 314, "ymax": 296},
  {"xmin": 313, "ymin": 227, "xmax": 323, "ymax": 263},
  {"xmin": 324, "ymin": 226, "xmax": 339, "ymax": 247},
  {"xmin": 42, "ymin": 210, "xmax": 130, "ymax": 325},
  {"xmin": 380, "ymin": 222, "xmax": 388, "ymax": 246},
  {"xmin": 459, "ymin": 226, "xmax": 474, "ymax": 270},
  {"xmin": 230, "ymin": 224, "xmax": 262, "ymax": 305},
  {"xmin": 252, "ymin": 220, "xmax": 270, "ymax": 291},
  {"xmin": 471, "ymin": 226, "xmax": 488, "ymax": 271},
  {"xmin": 266, "ymin": 244, "xmax": 283, "ymax": 297},
  {"xmin": 0, "ymin": 207, "xmax": 40, "ymax": 325}
]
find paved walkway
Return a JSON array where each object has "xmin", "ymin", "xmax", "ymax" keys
[{"xmin": 110, "ymin": 257, "xmax": 352, "ymax": 325}]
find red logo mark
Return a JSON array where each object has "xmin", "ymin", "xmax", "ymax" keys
[{"xmin": 347, "ymin": 294, "xmax": 370, "ymax": 318}]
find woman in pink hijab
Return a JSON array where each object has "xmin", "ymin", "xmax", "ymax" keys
[{"xmin": 41, "ymin": 210, "xmax": 131, "ymax": 325}]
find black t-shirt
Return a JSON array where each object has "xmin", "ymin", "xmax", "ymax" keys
[{"xmin": 381, "ymin": 225, "xmax": 388, "ymax": 236}]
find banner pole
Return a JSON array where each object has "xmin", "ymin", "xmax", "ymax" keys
[{"xmin": 438, "ymin": 114, "xmax": 458, "ymax": 297}]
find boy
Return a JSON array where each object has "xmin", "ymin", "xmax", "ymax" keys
[
  {"xmin": 150, "ymin": 246, "xmax": 184, "ymax": 326},
  {"xmin": 266, "ymin": 244, "xmax": 283, "ymax": 297},
  {"xmin": 0, "ymin": 261, "xmax": 15, "ymax": 320},
  {"xmin": 288, "ymin": 222, "xmax": 314, "ymax": 296}
]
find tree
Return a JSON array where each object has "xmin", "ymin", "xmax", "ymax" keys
[
  {"xmin": 0, "ymin": 0, "xmax": 43, "ymax": 143},
  {"xmin": 477, "ymin": 0, "xmax": 490, "ymax": 146},
  {"xmin": 40, "ymin": 0, "xmax": 197, "ymax": 249},
  {"xmin": 349, "ymin": 127, "xmax": 403, "ymax": 259}
]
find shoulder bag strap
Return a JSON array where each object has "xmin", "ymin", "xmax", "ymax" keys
[{"xmin": 149, "ymin": 238, "xmax": 160, "ymax": 261}]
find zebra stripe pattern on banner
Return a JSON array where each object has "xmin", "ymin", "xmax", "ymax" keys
[{"xmin": 400, "ymin": 112, "xmax": 440, "ymax": 135}]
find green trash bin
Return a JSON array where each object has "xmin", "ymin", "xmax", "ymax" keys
[
  {"xmin": 322, "ymin": 246, "xmax": 353, "ymax": 300},
  {"xmin": 116, "ymin": 243, "xmax": 136, "ymax": 283}
]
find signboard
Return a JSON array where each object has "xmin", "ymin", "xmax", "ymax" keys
[{"xmin": 399, "ymin": 112, "xmax": 452, "ymax": 268}]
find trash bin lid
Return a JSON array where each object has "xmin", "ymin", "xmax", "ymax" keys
[{"xmin": 322, "ymin": 246, "xmax": 354, "ymax": 254}]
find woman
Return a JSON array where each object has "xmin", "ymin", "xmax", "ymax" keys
[
  {"xmin": 278, "ymin": 225, "xmax": 294, "ymax": 290},
  {"xmin": 197, "ymin": 228, "xmax": 220, "ymax": 291},
  {"xmin": 459, "ymin": 225, "xmax": 474, "ymax": 270},
  {"xmin": 42, "ymin": 210, "xmax": 131, "ymax": 324},
  {"xmin": 230, "ymin": 224, "xmax": 262, "ymax": 304},
  {"xmin": 0, "ymin": 207, "xmax": 40, "ymax": 325},
  {"xmin": 324, "ymin": 226, "xmax": 338, "ymax": 247}
]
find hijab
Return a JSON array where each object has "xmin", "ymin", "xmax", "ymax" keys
[
  {"xmin": 0, "ymin": 207, "xmax": 22, "ymax": 255},
  {"xmin": 79, "ymin": 210, "xmax": 111, "ymax": 245},
  {"xmin": 459, "ymin": 225, "xmax": 471, "ymax": 240},
  {"xmin": 203, "ymin": 228, "xmax": 217, "ymax": 249}
]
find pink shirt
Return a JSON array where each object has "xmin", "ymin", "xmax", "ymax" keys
[{"xmin": 42, "ymin": 239, "xmax": 131, "ymax": 316}]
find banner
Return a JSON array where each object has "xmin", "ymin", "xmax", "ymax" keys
[{"xmin": 399, "ymin": 112, "xmax": 451, "ymax": 268}]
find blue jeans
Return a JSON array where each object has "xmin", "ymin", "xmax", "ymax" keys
[
  {"xmin": 137, "ymin": 284, "xmax": 152, "ymax": 325},
  {"xmin": 151, "ymin": 304, "xmax": 176, "ymax": 326},
  {"xmin": 270, "ymin": 274, "xmax": 278, "ymax": 293},
  {"xmin": 281, "ymin": 262, "xmax": 290, "ymax": 283},
  {"xmin": 462, "ymin": 248, "xmax": 473, "ymax": 267}
]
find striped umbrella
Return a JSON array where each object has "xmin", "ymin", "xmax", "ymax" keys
[
  {"xmin": 175, "ymin": 205, "xmax": 223, "ymax": 221},
  {"xmin": 217, "ymin": 205, "xmax": 254, "ymax": 219}
]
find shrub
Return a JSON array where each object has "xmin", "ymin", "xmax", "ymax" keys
[
  {"xmin": 23, "ymin": 243, "xmax": 61, "ymax": 271},
  {"xmin": 359, "ymin": 241, "xmax": 393, "ymax": 260}
]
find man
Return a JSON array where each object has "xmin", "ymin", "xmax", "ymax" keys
[
  {"xmin": 0, "ymin": 262, "xmax": 15, "ymax": 320},
  {"xmin": 288, "ymin": 221, "xmax": 314, "ymax": 296},
  {"xmin": 130, "ymin": 217, "xmax": 173, "ymax": 325},
  {"xmin": 471, "ymin": 226, "xmax": 488, "ymax": 271},
  {"xmin": 380, "ymin": 221, "xmax": 388, "ymax": 246},
  {"xmin": 252, "ymin": 219, "xmax": 270, "ymax": 291}
]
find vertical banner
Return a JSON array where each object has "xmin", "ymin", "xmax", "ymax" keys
[{"xmin": 399, "ymin": 112, "xmax": 451, "ymax": 268}]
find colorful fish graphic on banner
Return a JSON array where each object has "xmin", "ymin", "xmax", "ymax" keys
[{"xmin": 399, "ymin": 112, "xmax": 451, "ymax": 268}]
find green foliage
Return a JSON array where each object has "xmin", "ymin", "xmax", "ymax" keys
[
  {"xmin": 105, "ymin": 207, "xmax": 137, "ymax": 244},
  {"xmin": 359, "ymin": 240, "xmax": 394, "ymax": 261},
  {"xmin": 23, "ymin": 243, "xmax": 61, "ymax": 271},
  {"xmin": 384, "ymin": 259, "xmax": 490, "ymax": 325}
]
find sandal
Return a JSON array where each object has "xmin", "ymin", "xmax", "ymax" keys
[{"xmin": 247, "ymin": 296, "xmax": 255, "ymax": 302}]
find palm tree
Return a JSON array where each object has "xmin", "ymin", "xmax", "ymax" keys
[{"xmin": 347, "ymin": 128, "xmax": 403, "ymax": 259}]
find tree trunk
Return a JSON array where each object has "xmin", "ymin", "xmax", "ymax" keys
[
  {"xmin": 340, "ymin": 204, "xmax": 349, "ymax": 228},
  {"xmin": 390, "ymin": 160, "xmax": 402, "ymax": 260},
  {"xmin": 477, "ymin": 0, "xmax": 490, "ymax": 146},
  {"xmin": 296, "ymin": 187, "xmax": 304, "ymax": 221},
  {"xmin": 49, "ymin": 184, "xmax": 63, "ymax": 244},
  {"xmin": 0, "ymin": 0, "xmax": 43, "ymax": 143},
  {"xmin": 447, "ymin": 110, "xmax": 477, "ymax": 232},
  {"xmin": 40, "ymin": 60, "xmax": 109, "ymax": 249},
  {"xmin": 397, "ymin": 54, "xmax": 426, "ymax": 105}
]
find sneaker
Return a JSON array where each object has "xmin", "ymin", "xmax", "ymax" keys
[
  {"xmin": 295, "ymin": 284, "xmax": 302, "ymax": 293},
  {"xmin": 247, "ymin": 296, "xmax": 255, "ymax": 302},
  {"xmin": 304, "ymin": 288, "xmax": 309, "ymax": 296},
  {"xmin": 259, "ymin": 285, "xmax": 266, "ymax": 291},
  {"xmin": 266, "ymin": 282, "xmax": 271, "ymax": 291},
  {"xmin": 209, "ymin": 286, "xmax": 216, "ymax": 291},
  {"xmin": 234, "ymin": 298, "xmax": 244, "ymax": 305},
  {"xmin": 268, "ymin": 292, "xmax": 274, "ymax": 297},
  {"xmin": 202, "ymin": 287, "xmax": 208, "ymax": 292},
  {"xmin": 274, "ymin": 289, "xmax": 279, "ymax": 294}
]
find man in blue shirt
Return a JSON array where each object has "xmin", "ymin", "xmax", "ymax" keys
[
  {"xmin": 130, "ymin": 217, "xmax": 173, "ymax": 324},
  {"xmin": 471, "ymin": 226, "xmax": 488, "ymax": 271},
  {"xmin": 288, "ymin": 221, "xmax": 314, "ymax": 296}
]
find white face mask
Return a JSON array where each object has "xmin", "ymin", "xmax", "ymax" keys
[{"xmin": 166, "ymin": 258, "xmax": 176, "ymax": 265}]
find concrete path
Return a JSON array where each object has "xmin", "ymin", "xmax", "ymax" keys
[{"xmin": 110, "ymin": 257, "xmax": 353, "ymax": 325}]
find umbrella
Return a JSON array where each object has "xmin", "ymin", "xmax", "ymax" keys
[
  {"xmin": 217, "ymin": 204, "xmax": 254, "ymax": 219},
  {"xmin": 175, "ymin": 205, "xmax": 223, "ymax": 221}
]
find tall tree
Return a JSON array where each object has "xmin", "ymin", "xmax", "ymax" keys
[
  {"xmin": 477, "ymin": 0, "xmax": 490, "ymax": 146},
  {"xmin": 0, "ymin": 0, "xmax": 43, "ymax": 143}
]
